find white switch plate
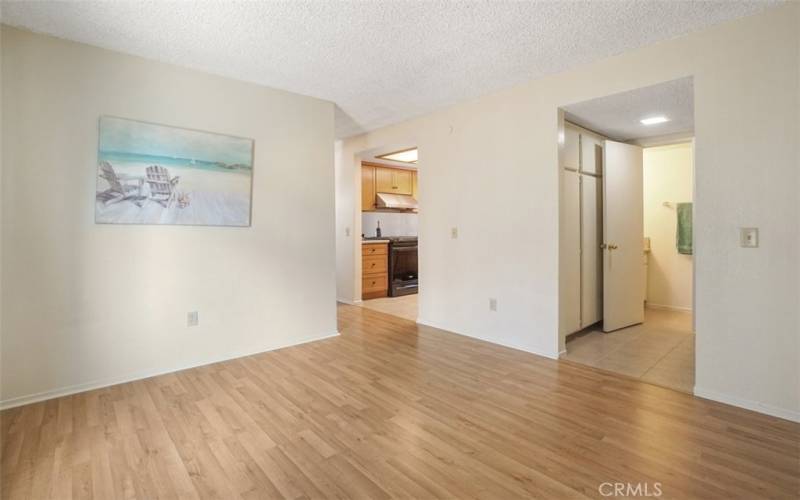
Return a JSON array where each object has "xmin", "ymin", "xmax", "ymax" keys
[
  {"xmin": 739, "ymin": 227, "xmax": 759, "ymax": 248},
  {"xmin": 187, "ymin": 311, "xmax": 199, "ymax": 326},
  {"xmin": 489, "ymin": 298, "xmax": 497, "ymax": 311},
  {"xmin": 451, "ymin": 227, "xmax": 458, "ymax": 239},
  {"xmin": 345, "ymin": 227, "xmax": 351, "ymax": 237}
]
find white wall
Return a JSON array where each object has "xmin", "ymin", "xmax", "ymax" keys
[
  {"xmin": 0, "ymin": 27, "xmax": 337, "ymax": 408},
  {"xmin": 362, "ymin": 212, "xmax": 418, "ymax": 238},
  {"xmin": 336, "ymin": 4, "xmax": 799, "ymax": 420},
  {"xmin": 643, "ymin": 143, "xmax": 694, "ymax": 311}
]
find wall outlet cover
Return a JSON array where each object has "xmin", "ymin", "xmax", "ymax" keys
[
  {"xmin": 187, "ymin": 311, "xmax": 199, "ymax": 326},
  {"xmin": 739, "ymin": 227, "xmax": 759, "ymax": 248},
  {"xmin": 489, "ymin": 298, "xmax": 497, "ymax": 311},
  {"xmin": 451, "ymin": 227, "xmax": 458, "ymax": 239}
]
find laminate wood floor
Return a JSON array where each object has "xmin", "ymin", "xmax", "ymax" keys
[{"xmin": 2, "ymin": 304, "xmax": 798, "ymax": 499}]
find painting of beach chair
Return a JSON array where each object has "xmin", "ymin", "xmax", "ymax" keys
[
  {"xmin": 145, "ymin": 165, "xmax": 180, "ymax": 207},
  {"xmin": 97, "ymin": 161, "xmax": 144, "ymax": 206}
]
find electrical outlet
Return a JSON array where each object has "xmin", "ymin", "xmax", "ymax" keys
[
  {"xmin": 345, "ymin": 227, "xmax": 351, "ymax": 237},
  {"xmin": 739, "ymin": 227, "xmax": 759, "ymax": 248},
  {"xmin": 187, "ymin": 311, "xmax": 199, "ymax": 326},
  {"xmin": 489, "ymin": 298, "xmax": 497, "ymax": 312},
  {"xmin": 451, "ymin": 227, "xmax": 458, "ymax": 239}
]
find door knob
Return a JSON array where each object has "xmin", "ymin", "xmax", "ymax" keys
[{"xmin": 609, "ymin": 244, "xmax": 618, "ymax": 250}]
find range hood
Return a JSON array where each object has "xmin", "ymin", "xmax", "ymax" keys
[{"xmin": 376, "ymin": 192, "xmax": 418, "ymax": 210}]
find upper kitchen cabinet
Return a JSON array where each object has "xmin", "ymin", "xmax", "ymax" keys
[
  {"xmin": 375, "ymin": 166, "xmax": 413, "ymax": 195},
  {"xmin": 361, "ymin": 165, "xmax": 376, "ymax": 211}
]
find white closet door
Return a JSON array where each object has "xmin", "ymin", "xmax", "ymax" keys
[
  {"xmin": 602, "ymin": 140, "xmax": 644, "ymax": 332},
  {"xmin": 563, "ymin": 126, "xmax": 580, "ymax": 170},
  {"xmin": 561, "ymin": 169, "xmax": 581, "ymax": 335},
  {"xmin": 581, "ymin": 174, "xmax": 602, "ymax": 327},
  {"xmin": 581, "ymin": 134, "xmax": 603, "ymax": 175}
]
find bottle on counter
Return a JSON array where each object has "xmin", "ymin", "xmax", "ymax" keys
[{"xmin": 376, "ymin": 220, "xmax": 381, "ymax": 238}]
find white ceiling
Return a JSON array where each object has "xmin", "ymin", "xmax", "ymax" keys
[
  {"xmin": 564, "ymin": 77, "xmax": 694, "ymax": 142},
  {"xmin": 2, "ymin": 1, "xmax": 777, "ymax": 138}
]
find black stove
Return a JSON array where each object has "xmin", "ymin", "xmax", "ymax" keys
[{"xmin": 383, "ymin": 236, "xmax": 418, "ymax": 296}]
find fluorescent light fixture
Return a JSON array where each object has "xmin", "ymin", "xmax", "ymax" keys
[
  {"xmin": 377, "ymin": 147, "xmax": 417, "ymax": 164},
  {"xmin": 640, "ymin": 116, "xmax": 669, "ymax": 125}
]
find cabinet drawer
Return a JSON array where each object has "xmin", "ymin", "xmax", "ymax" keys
[
  {"xmin": 362, "ymin": 274, "xmax": 388, "ymax": 293},
  {"xmin": 362, "ymin": 243, "xmax": 388, "ymax": 256},
  {"xmin": 363, "ymin": 255, "xmax": 387, "ymax": 275}
]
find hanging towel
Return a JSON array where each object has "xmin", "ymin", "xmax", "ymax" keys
[{"xmin": 676, "ymin": 202, "xmax": 693, "ymax": 255}]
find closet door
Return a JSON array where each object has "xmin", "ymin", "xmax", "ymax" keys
[
  {"xmin": 563, "ymin": 126, "xmax": 580, "ymax": 170},
  {"xmin": 581, "ymin": 134, "xmax": 603, "ymax": 175},
  {"xmin": 581, "ymin": 174, "xmax": 603, "ymax": 326},
  {"xmin": 561, "ymin": 169, "xmax": 581, "ymax": 335}
]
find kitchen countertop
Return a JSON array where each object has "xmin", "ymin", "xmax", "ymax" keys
[{"xmin": 362, "ymin": 239, "xmax": 390, "ymax": 244}]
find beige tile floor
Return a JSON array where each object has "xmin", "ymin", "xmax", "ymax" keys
[
  {"xmin": 561, "ymin": 308, "xmax": 695, "ymax": 393},
  {"xmin": 358, "ymin": 294, "xmax": 418, "ymax": 322}
]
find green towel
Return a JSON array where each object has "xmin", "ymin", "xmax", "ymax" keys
[{"xmin": 676, "ymin": 202, "xmax": 693, "ymax": 255}]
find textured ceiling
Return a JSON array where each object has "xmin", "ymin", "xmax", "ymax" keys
[
  {"xmin": 2, "ymin": 1, "xmax": 778, "ymax": 138},
  {"xmin": 564, "ymin": 77, "xmax": 694, "ymax": 142}
]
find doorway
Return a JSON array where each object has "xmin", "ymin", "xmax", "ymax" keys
[
  {"xmin": 356, "ymin": 146, "xmax": 420, "ymax": 322},
  {"xmin": 558, "ymin": 78, "xmax": 696, "ymax": 394}
]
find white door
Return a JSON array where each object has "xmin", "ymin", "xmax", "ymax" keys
[
  {"xmin": 603, "ymin": 140, "xmax": 644, "ymax": 332},
  {"xmin": 561, "ymin": 169, "xmax": 581, "ymax": 335},
  {"xmin": 581, "ymin": 174, "xmax": 602, "ymax": 327}
]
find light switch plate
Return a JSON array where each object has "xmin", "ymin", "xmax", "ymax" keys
[
  {"xmin": 451, "ymin": 227, "xmax": 458, "ymax": 239},
  {"xmin": 739, "ymin": 227, "xmax": 759, "ymax": 248},
  {"xmin": 187, "ymin": 311, "xmax": 199, "ymax": 326}
]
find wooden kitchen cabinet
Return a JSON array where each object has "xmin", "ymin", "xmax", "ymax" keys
[
  {"xmin": 375, "ymin": 166, "xmax": 413, "ymax": 195},
  {"xmin": 362, "ymin": 242, "xmax": 389, "ymax": 299},
  {"xmin": 375, "ymin": 167, "xmax": 394, "ymax": 193},
  {"xmin": 393, "ymin": 169, "xmax": 413, "ymax": 195},
  {"xmin": 361, "ymin": 165, "xmax": 376, "ymax": 211}
]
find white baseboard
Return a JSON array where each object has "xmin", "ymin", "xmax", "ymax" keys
[
  {"xmin": 337, "ymin": 298, "xmax": 362, "ymax": 305},
  {"xmin": 693, "ymin": 386, "xmax": 800, "ymax": 423},
  {"xmin": 416, "ymin": 317, "xmax": 560, "ymax": 360},
  {"xmin": 646, "ymin": 302, "xmax": 693, "ymax": 313},
  {"xmin": 0, "ymin": 332, "xmax": 340, "ymax": 411}
]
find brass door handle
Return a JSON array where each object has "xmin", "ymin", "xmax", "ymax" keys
[
  {"xmin": 601, "ymin": 244, "xmax": 619, "ymax": 250},
  {"xmin": 609, "ymin": 244, "xmax": 618, "ymax": 250}
]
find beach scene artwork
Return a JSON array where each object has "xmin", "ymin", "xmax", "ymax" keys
[{"xmin": 95, "ymin": 116, "xmax": 254, "ymax": 226}]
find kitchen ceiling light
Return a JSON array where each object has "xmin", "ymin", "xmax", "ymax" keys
[
  {"xmin": 640, "ymin": 116, "xmax": 669, "ymax": 125},
  {"xmin": 377, "ymin": 148, "xmax": 418, "ymax": 164}
]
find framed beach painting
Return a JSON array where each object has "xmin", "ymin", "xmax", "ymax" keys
[{"xmin": 95, "ymin": 116, "xmax": 254, "ymax": 226}]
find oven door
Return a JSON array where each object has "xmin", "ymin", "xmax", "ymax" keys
[{"xmin": 389, "ymin": 245, "xmax": 418, "ymax": 296}]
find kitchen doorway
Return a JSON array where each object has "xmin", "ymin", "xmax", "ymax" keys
[
  {"xmin": 558, "ymin": 78, "xmax": 696, "ymax": 394},
  {"xmin": 357, "ymin": 145, "xmax": 419, "ymax": 322}
]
